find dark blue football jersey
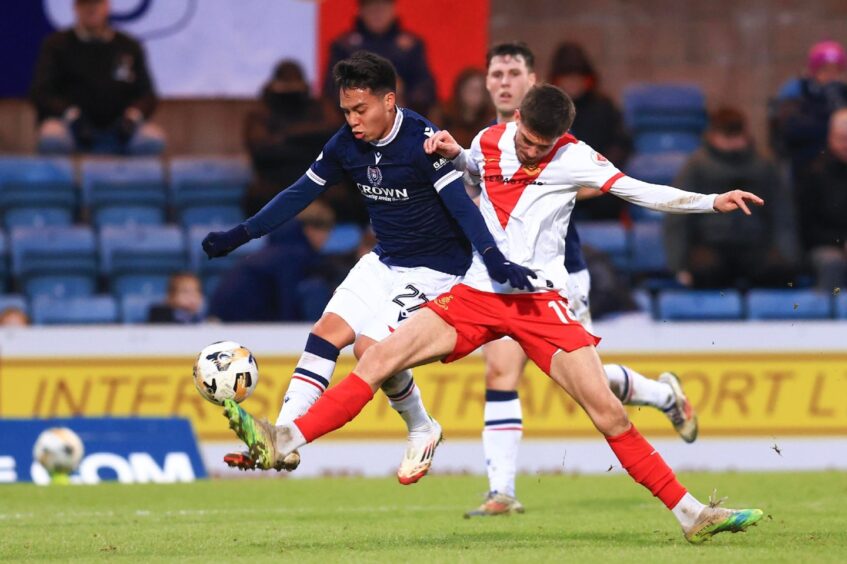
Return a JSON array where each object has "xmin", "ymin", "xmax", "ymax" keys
[{"xmin": 307, "ymin": 108, "xmax": 472, "ymax": 275}]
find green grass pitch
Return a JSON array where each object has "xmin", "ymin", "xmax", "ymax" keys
[{"xmin": 1, "ymin": 471, "xmax": 845, "ymax": 562}]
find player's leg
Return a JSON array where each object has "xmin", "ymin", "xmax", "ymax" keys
[
  {"xmin": 543, "ymin": 345, "xmax": 762, "ymax": 542},
  {"xmin": 466, "ymin": 338, "xmax": 527, "ymax": 517},
  {"xmin": 568, "ymin": 269, "xmax": 698, "ymax": 442}
]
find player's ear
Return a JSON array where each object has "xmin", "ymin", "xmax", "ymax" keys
[
  {"xmin": 383, "ymin": 91, "xmax": 396, "ymax": 111},
  {"xmin": 514, "ymin": 109, "xmax": 522, "ymax": 123},
  {"xmin": 528, "ymin": 72, "xmax": 537, "ymax": 87}
]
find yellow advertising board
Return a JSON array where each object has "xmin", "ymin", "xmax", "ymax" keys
[{"xmin": 2, "ymin": 353, "xmax": 846, "ymax": 440}]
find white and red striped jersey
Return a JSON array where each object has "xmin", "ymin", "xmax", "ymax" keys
[{"xmin": 457, "ymin": 121, "xmax": 718, "ymax": 294}]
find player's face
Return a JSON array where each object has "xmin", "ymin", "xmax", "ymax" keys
[
  {"xmin": 514, "ymin": 119, "xmax": 559, "ymax": 167},
  {"xmin": 339, "ymin": 87, "xmax": 396, "ymax": 143},
  {"xmin": 486, "ymin": 55, "xmax": 536, "ymax": 122},
  {"xmin": 74, "ymin": 0, "xmax": 110, "ymax": 31}
]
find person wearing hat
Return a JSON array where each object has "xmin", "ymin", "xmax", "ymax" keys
[
  {"xmin": 29, "ymin": 0, "xmax": 165, "ymax": 155},
  {"xmin": 772, "ymin": 40, "xmax": 847, "ymax": 178}
]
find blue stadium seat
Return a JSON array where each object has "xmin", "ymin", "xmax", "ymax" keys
[
  {"xmin": 186, "ymin": 225, "xmax": 266, "ymax": 294},
  {"xmin": 121, "ymin": 293, "xmax": 165, "ymax": 324},
  {"xmin": 100, "ymin": 225, "xmax": 186, "ymax": 298},
  {"xmin": 0, "ymin": 157, "xmax": 76, "ymax": 229},
  {"xmin": 297, "ymin": 278, "xmax": 332, "ymax": 321},
  {"xmin": 170, "ymin": 157, "xmax": 249, "ymax": 227},
  {"xmin": 0, "ymin": 294, "xmax": 27, "ymax": 315},
  {"xmin": 633, "ymin": 131, "xmax": 701, "ymax": 155},
  {"xmin": 657, "ymin": 289, "xmax": 743, "ymax": 320},
  {"xmin": 631, "ymin": 289, "xmax": 654, "ymax": 315},
  {"xmin": 32, "ymin": 295, "xmax": 118, "ymax": 325},
  {"xmin": 80, "ymin": 158, "xmax": 167, "ymax": 228},
  {"xmin": 747, "ymin": 289, "xmax": 832, "ymax": 320},
  {"xmin": 322, "ymin": 223, "xmax": 363, "ymax": 254},
  {"xmin": 0, "ymin": 230, "xmax": 7, "ymax": 291},
  {"xmin": 623, "ymin": 84, "xmax": 707, "ymax": 134},
  {"xmin": 836, "ymin": 293, "xmax": 847, "ymax": 319},
  {"xmin": 577, "ymin": 221, "xmax": 629, "ymax": 269},
  {"xmin": 625, "ymin": 152, "xmax": 690, "ymax": 186},
  {"xmin": 10, "ymin": 226, "xmax": 98, "ymax": 300},
  {"xmin": 630, "ymin": 222, "xmax": 668, "ymax": 273}
]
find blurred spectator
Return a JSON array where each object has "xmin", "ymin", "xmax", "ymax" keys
[
  {"xmin": 665, "ymin": 107, "xmax": 797, "ymax": 289},
  {"xmin": 30, "ymin": 0, "xmax": 164, "ymax": 156},
  {"xmin": 772, "ymin": 40, "xmax": 847, "ymax": 178},
  {"xmin": 209, "ymin": 202, "xmax": 354, "ymax": 322},
  {"xmin": 430, "ymin": 68, "xmax": 493, "ymax": 148},
  {"xmin": 148, "ymin": 272, "xmax": 205, "ymax": 324},
  {"xmin": 550, "ymin": 42, "xmax": 632, "ymax": 220},
  {"xmin": 244, "ymin": 60, "xmax": 341, "ymax": 216},
  {"xmin": 797, "ymin": 108, "xmax": 847, "ymax": 291},
  {"xmin": 323, "ymin": 0, "xmax": 436, "ymax": 115},
  {"xmin": 0, "ymin": 307, "xmax": 30, "ymax": 327}
]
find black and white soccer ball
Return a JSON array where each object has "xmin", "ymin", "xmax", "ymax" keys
[
  {"xmin": 33, "ymin": 427, "xmax": 84, "ymax": 474},
  {"xmin": 194, "ymin": 341, "xmax": 259, "ymax": 405}
]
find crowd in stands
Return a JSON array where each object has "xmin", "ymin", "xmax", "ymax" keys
[{"xmin": 1, "ymin": 0, "xmax": 846, "ymax": 325}]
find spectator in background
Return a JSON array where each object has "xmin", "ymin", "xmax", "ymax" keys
[
  {"xmin": 665, "ymin": 107, "xmax": 797, "ymax": 289},
  {"xmin": 244, "ymin": 60, "xmax": 340, "ymax": 216},
  {"xmin": 0, "ymin": 307, "xmax": 30, "ymax": 327},
  {"xmin": 30, "ymin": 0, "xmax": 164, "ymax": 156},
  {"xmin": 209, "ymin": 202, "xmax": 353, "ymax": 322},
  {"xmin": 430, "ymin": 68, "xmax": 493, "ymax": 148},
  {"xmin": 549, "ymin": 42, "xmax": 632, "ymax": 220},
  {"xmin": 323, "ymin": 0, "xmax": 436, "ymax": 116},
  {"xmin": 797, "ymin": 108, "xmax": 847, "ymax": 291},
  {"xmin": 148, "ymin": 272, "xmax": 205, "ymax": 324},
  {"xmin": 772, "ymin": 40, "xmax": 847, "ymax": 178}
]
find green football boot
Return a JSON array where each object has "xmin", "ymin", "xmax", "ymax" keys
[
  {"xmin": 222, "ymin": 399, "xmax": 281, "ymax": 470},
  {"xmin": 684, "ymin": 495, "xmax": 763, "ymax": 544}
]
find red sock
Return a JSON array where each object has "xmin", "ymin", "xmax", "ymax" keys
[
  {"xmin": 606, "ymin": 424, "xmax": 687, "ymax": 509},
  {"xmin": 294, "ymin": 374, "xmax": 374, "ymax": 442}
]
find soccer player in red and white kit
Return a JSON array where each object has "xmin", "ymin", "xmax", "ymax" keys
[{"xmin": 224, "ymin": 85, "xmax": 764, "ymax": 543}]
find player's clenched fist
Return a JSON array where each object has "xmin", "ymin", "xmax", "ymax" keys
[
  {"xmin": 202, "ymin": 225, "xmax": 251, "ymax": 259},
  {"xmin": 423, "ymin": 130, "xmax": 462, "ymax": 159},
  {"xmin": 713, "ymin": 190, "xmax": 765, "ymax": 215}
]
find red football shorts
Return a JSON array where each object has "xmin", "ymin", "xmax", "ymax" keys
[{"xmin": 425, "ymin": 284, "xmax": 600, "ymax": 374}]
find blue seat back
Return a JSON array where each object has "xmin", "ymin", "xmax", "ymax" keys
[
  {"xmin": 747, "ymin": 289, "xmax": 832, "ymax": 320},
  {"xmin": 577, "ymin": 221, "xmax": 629, "ymax": 269},
  {"xmin": 836, "ymin": 293, "xmax": 847, "ymax": 319},
  {"xmin": 100, "ymin": 225, "xmax": 186, "ymax": 275},
  {"xmin": 630, "ymin": 222, "xmax": 668, "ymax": 273},
  {"xmin": 24, "ymin": 275, "xmax": 96, "ymax": 300},
  {"xmin": 32, "ymin": 295, "xmax": 118, "ymax": 325},
  {"xmin": 170, "ymin": 157, "xmax": 250, "ymax": 208},
  {"xmin": 623, "ymin": 84, "xmax": 707, "ymax": 133},
  {"xmin": 0, "ymin": 294, "xmax": 27, "ymax": 316},
  {"xmin": 658, "ymin": 289, "xmax": 743, "ymax": 320},
  {"xmin": 322, "ymin": 223, "xmax": 363, "ymax": 254},
  {"xmin": 94, "ymin": 206, "xmax": 165, "ymax": 228},
  {"xmin": 121, "ymin": 294, "xmax": 165, "ymax": 323},
  {"xmin": 111, "ymin": 274, "xmax": 171, "ymax": 299},
  {"xmin": 179, "ymin": 205, "xmax": 244, "ymax": 228},
  {"xmin": 11, "ymin": 226, "xmax": 98, "ymax": 277},
  {"xmin": 187, "ymin": 225, "xmax": 266, "ymax": 273},
  {"xmin": 0, "ymin": 156, "xmax": 74, "ymax": 184}
]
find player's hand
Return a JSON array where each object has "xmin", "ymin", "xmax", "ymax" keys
[
  {"xmin": 423, "ymin": 130, "xmax": 462, "ymax": 159},
  {"xmin": 481, "ymin": 247, "xmax": 537, "ymax": 291},
  {"xmin": 713, "ymin": 190, "xmax": 764, "ymax": 215},
  {"xmin": 202, "ymin": 225, "xmax": 251, "ymax": 259}
]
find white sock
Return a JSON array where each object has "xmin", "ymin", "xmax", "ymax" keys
[
  {"xmin": 381, "ymin": 370, "xmax": 432, "ymax": 435},
  {"xmin": 275, "ymin": 422, "xmax": 308, "ymax": 455},
  {"xmin": 482, "ymin": 389, "xmax": 522, "ymax": 497},
  {"xmin": 276, "ymin": 333, "xmax": 339, "ymax": 425},
  {"xmin": 603, "ymin": 364, "xmax": 673, "ymax": 409},
  {"xmin": 671, "ymin": 492, "xmax": 706, "ymax": 529}
]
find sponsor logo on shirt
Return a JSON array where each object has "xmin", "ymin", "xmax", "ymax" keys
[
  {"xmin": 356, "ymin": 183, "xmax": 410, "ymax": 202},
  {"xmin": 433, "ymin": 157, "xmax": 449, "ymax": 170}
]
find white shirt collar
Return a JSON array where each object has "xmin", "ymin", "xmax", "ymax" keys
[{"xmin": 371, "ymin": 108, "xmax": 404, "ymax": 147}]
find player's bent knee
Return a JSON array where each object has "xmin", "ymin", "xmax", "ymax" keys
[
  {"xmin": 352, "ymin": 336, "xmax": 376, "ymax": 360},
  {"xmin": 590, "ymin": 400, "xmax": 630, "ymax": 437},
  {"xmin": 355, "ymin": 342, "xmax": 397, "ymax": 387},
  {"xmin": 312, "ymin": 313, "xmax": 355, "ymax": 349}
]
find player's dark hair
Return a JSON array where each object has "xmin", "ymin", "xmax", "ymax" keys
[
  {"xmin": 519, "ymin": 85, "xmax": 575, "ymax": 139},
  {"xmin": 333, "ymin": 51, "xmax": 396, "ymax": 95},
  {"xmin": 486, "ymin": 41, "xmax": 535, "ymax": 71}
]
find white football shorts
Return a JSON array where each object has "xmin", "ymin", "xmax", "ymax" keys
[{"xmin": 324, "ymin": 251, "xmax": 463, "ymax": 341}]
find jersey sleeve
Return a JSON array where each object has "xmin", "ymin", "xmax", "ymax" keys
[
  {"xmin": 419, "ymin": 132, "xmax": 465, "ymax": 193},
  {"xmin": 306, "ymin": 128, "xmax": 346, "ymax": 188},
  {"xmin": 562, "ymin": 141, "xmax": 626, "ymax": 193}
]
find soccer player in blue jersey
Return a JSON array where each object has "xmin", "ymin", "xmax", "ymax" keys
[
  {"xmin": 445, "ymin": 42, "xmax": 699, "ymax": 516},
  {"xmin": 202, "ymin": 51, "xmax": 534, "ymax": 483}
]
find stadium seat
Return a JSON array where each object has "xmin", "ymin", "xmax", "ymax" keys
[
  {"xmin": 32, "ymin": 295, "xmax": 118, "ymax": 325},
  {"xmin": 121, "ymin": 293, "xmax": 165, "ymax": 324},
  {"xmin": 0, "ymin": 156, "xmax": 76, "ymax": 229},
  {"xmin": 0, "ymin": 294, "xmax": 27, "ymax": 315},
  {"xmin": 747, "ymin": 289, "xmax": 832, "ymax": 320},
  {"xmin": 80, "ymin": 158, "xmax": 167, "ymax": 228},
  {"xmin": 624, "ymin": 152, "xmax": 690, "ymax": 187},
  {"xmin": 10, "ymin": 226, "xmax": 98, "ymax": 300},
  {"xmin": 631, "ymin": 289, "xmax": 654, "ymax": 315},
  {"xmin": 186, "ymin": 225, "xmax": 266, "ymax": 293},
  {"xmin": 630, "ymin": 222, "xmax": 668, "ymax": 273},
  {"xmin": 633, "ymin": 131, "xmax": 701, "ymax": 154},
  {"xmin": 836, "ymin": 293, "xmax": 847, "ymax": 319},
  {"xmin": 577, "ymin": 221, "xmax": 629, "ymax": 269},
  {"xmin": 100, "ymin": 225, "xmax": 186, "ymax": 298},
  {"xmin": 170, "ymin": 157, "xmax": 249, "ymax": 227},
  {"xmin": 322, "ymin": 223, "xmax": 363, "ymax": 254},
  {"xmin": 657, "ymin": 289, "xmax": 743, "ymax": 320},
  {"xmin": 298, "ymin": 278, "xmax": 332, "ymax": 321},
  {"xmin": 0, "ymin": 230, "xmax": 7, "ymax": 291},
  {"xmin": 623, "ymin": 84, "xmax": 707, "ymax": 135}
]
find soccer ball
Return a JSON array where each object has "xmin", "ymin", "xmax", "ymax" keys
[
  {"xmin": 33, "ymin": 427, "xmax": 84, "ymax": 474},
  {"xmin": 194, "ymin": 341, "xmax": 259, "ymax": 405}
]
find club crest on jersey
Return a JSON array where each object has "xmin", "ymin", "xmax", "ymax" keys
[
  {"xmin": 591, "ymin": 151, "xmax": 610, "ymax": 166},
  {"xmin": 367, "ymin": 165, "xmax": 383, "ymax": 186}
]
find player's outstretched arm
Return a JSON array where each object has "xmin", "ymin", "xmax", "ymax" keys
[
  {"xmin": 202, "ymin": 173, "xmax": 325, "ymax": 258},
  {"xmin": 713, "ymin": 189, "xmax": 765, "ymax": 215},
  {"xmin": 424, "ymin": 130, "xmax": 473, "ymax": 172}
]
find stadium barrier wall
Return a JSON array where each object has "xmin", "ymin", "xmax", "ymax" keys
[{"xmin": 1, "ymin": 318, "xmax": 845, "ymax": 476}]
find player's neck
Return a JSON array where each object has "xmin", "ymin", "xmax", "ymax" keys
[
  {"xmin": 496, "ymin": 111, "xmax": 516, "ymax": 125},
  {"xmin": 373, "ymin": 107, "xmax": 400, "ymax": 146}
]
